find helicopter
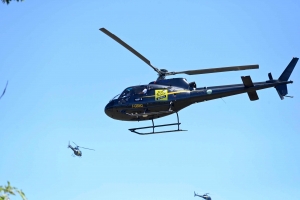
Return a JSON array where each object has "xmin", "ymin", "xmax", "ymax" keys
[
  {"xmin": 68, "ymin": 141, "xmax": 95, "ymax": 157},
  {"xmin": 194, "ymin": 192, "xmax": 211, "ymax": 200},
  {"xmin": 0, "ymin": 81, "xmax": 8, "ymax": 100},
  {"xmin": 100, "ymin": 27, "xmax": 298, "ymax": 135}
]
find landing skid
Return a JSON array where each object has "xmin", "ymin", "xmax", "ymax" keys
[{"xmin": 129, "ymin": 112, "xmax": 187, "ymax": 135}]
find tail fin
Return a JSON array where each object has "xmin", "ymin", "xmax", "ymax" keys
[
  {"xmin": 275, "ymin": 57, "xmax": 298, "ymax": 100},
  {"xmin": 275, "ymin": 85, "xmax": 287, "ymax": 100},
  {"xmin": 278, "ymin": 57, "xmax": 298, "ymax": 81}
]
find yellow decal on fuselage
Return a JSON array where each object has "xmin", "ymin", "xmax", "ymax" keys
[
  {"xmin": 132, "ymin": 104, "xmax": 143, "ymax": 108},
  {"xmin": 155, "ymin": 89, "xmax": 168, "ymax": 101}
]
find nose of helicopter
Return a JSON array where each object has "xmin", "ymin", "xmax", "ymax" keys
[{"xmin": 104, "ymin": 101, "xmax": 114, "ymax": 118}]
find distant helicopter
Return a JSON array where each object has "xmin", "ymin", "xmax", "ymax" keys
[
  {"xmin": 100, "ymin": 27, "xmax": 298, "ymax": 135},
  {"xmin": 0, "ymin": 81, "xmax": 8, "ymax": 100},
  {"xmin": 68, "ymin": 141, "xmax": 95, "ymax": 157},
  {"xmin": 194, "ymin": 192, "xmax": 211, "ymax": 200}
]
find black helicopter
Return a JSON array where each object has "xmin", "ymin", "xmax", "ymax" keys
[
  {"xmin": 194, "ymin": 192, "xmax": 211, "ymax": 200},
  {"xmin": 0, "ymin": 81, "xmax": 8, "ymax": 100},
  {"xmin": 100, "ymin": 28, "xmax": 298, "ymax": 135},
  {"xmin": 68, "ymin": 141, "xmax": 94, "ymax": 157}
]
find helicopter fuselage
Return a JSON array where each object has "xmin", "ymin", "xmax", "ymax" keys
[
  {"xmin": 68, "ymin": 145, "xmax": 82, "ymax": 156},
  {"xmin": 104, "ymin": 77, "xmax": 292, "ymax": 121}
]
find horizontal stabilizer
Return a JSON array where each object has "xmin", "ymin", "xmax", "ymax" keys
[
  {"xmin": 247, "ymin": 91, "xmax": 259, "ymax": 101},
  {"xmin": 241, "ymin": 76, "xmax": 259, "ymax": 101},
  {"xmin": 241, "ymin": 76, "xmax": 254, "ymax": 87}
]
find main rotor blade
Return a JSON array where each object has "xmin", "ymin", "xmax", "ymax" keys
[
  {"xmin": 171, "ymin": 64, "xmax": 259, "ymax": 75},
  {"xmin": 0, "ymin": 81, "xmax": 8, "ymax": 99},
  {"xmin": 79, "ymin": 146, "xmax": 95, "ymax": 151},
  {"xmin": 72, "ymin": 141, "xmax": 78, "ymax": 147},
  {"xmin": 99, "ymin": 28, "xmax": 160, "ymax": 74}
]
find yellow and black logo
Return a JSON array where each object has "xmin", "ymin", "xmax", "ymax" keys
[{"xmin": 155, "ymin": 90, "xmax": 168, "ymax": 101}]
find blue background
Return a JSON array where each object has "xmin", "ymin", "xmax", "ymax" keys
[{"xmin": 1, "ymin": 1, "xmax": 299, "ymax": 200}]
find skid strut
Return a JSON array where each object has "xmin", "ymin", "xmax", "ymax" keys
[{"xmin": 129, "ymin": 112, "xmax": 187, "ymax": 135}]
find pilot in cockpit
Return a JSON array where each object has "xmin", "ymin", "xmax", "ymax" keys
[{"xmin": 139, "ymin": 87, "xmax": 147, "ymax": 95}]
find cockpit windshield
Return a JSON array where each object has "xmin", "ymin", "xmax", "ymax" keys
[
  {"xmin": 110, "ymin": 94, "xmax": 121, "ymax": 102},
  {"xmin": 120, "ymin": 87, "xmax": 133, "ymax": 99},
  {"xmin": 109, "ymin": 86, "xmax": 149, "ymax": 104},
  {"xmin": 120, "ymin": 86, "xmax": 147, "ymax": 98}
]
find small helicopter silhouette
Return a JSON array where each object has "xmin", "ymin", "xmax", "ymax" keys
[
  {"xmin": 0, "ymin": 81, "xmax": 8, "ymax": 100},
  {"xmin": 68, "ymin": 141, "xmax": 95, "ymax": 157},
  {"xmin": 100, "ymin": 27, "xmax": 298, "ymax": 135},
  {"xmin": 194, "ymin": 191, "xmax": 211, "ymax": 200}
]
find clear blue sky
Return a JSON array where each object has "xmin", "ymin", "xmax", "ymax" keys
[{"xmin": 1, "ymin": 1, "xmax": 299, "ymax": 200}]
